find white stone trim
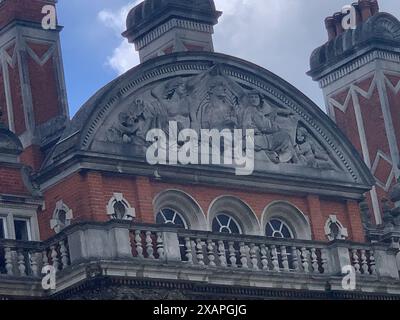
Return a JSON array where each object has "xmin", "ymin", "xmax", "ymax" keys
[
  {"xmin": 319, "ymin": 50, "xmax": 400, "ymax": 88},
  {"xmin": 50, "ymin": 200, "xmax": 73, "ymax": 233},
  {"xmin": 371, "ymin": 150, "xmax": 394, "ymax": 191},
  {"xmin": 261, "ymin": 201, "xmax": 312, "ymax": 240},
  {"xmin": 384, "ymin": 72, "xmax": 400, "ymax": 94},
  {"xmin": 324, "ymin": 215, "xmax": 348, "ymax": 241},
  {"xmin": 135, "ymin": 18, "xmax": 214, "ymax": 50},
  {"xmin": 153, "ymin": 189, "xmax": 206, "ymax": 230},
  {"xmin": 0, "ymin": 204, "xmax": 40, "ymax": 241},
  {"xmin": 106, "ymin": 193, "xmax": 135, "ymax": 220},
  {"xmin": 207, "ymin": 195, "xmax": 260, "ymax": 236}
]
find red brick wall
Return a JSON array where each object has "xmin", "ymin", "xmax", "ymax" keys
[
  {"xmin": 26, "ymin": 42, "xmax": 62, "ymax": 126},
  {"xmin": 40, "ymin": 171, "xmax": 366, "ymax": 243},
  {"xmin": 387, "ymin": 75, "xmax": 400, "ymax": 157},
  {"xmin": 0, "ymin": 69, "xmax": 8, "ymax": 127},
  {"xmin": 0, "ymin": 0, "xmax": 55, "ymax": 29},
  {"xmin": 20, "ymin": 145, "xmax": 44, "ymax": 172},
  {"xmin": 0, "ymin": 166, "xmax": 30, "ymax": 196},
  {"xmin": 330, "ymin": 75, "xmax": 398, "ymax": 224},
  {"xmin": 8, "ymin": 60, "xmax": 26, "ymax": 135},
  {"xmin": 333, "ymin": 94, "xmax": 363, "ymax": 153}
]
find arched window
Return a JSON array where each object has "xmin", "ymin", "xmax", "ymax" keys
[
  {"xmin": 208, "ymin": 196, "xmax": 259, "ymax": 235},
  {"xmin": 262, "ymin": 201, "xmax": 312, "ymax": 240},
  {"xmin": 50, "ymin": 200, "xmax": 73, "ymax": 233},
  {"xmin": 153, "ymin": 190, "xmax": 206, "ymax": 230},
  {"xmin": 324, "ymin": 215, "xmax": 348, "ymax": 241},
  {"xmin": 106, "ymin": 193, "xmax": 135, "ymax": 220},
  {"xmin": 156, "ymin": 208, "xmax": 187, "ymax": 228},
  {"xmin": 212, "ymin": 213, "xmax": 242, "ymax": 234},
  {"xmin": 265, "ymin": 219, "xmax": 293, "ymax": 239}
]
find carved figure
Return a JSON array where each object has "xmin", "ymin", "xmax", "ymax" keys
[
  {"xmin": 242, "ymin": 90, "xmax": 295, "ymax": 163},
  {"xmin": 294, "ymin": 127, "xmax": 333, "ymax": 169}
]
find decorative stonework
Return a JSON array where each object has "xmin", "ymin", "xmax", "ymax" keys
[
  {"xmin": 135, "ymin": 18, "xmax": 214, "ymax": 50},
  {"xmin": 106, "ymin": 193, "xmax": 135, "ymax": 220},
  {"xmin": 101, "ymin": 65, "xmax": 336, "ymax": 171},
  {"xmin": 50, "ymin": 200, "xmax": 73, "ymax": 233},
  {"xmin": 324, "ymin": 215, "xmax": 348, "ymax": 241}
]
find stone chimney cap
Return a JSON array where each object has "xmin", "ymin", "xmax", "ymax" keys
[{"xmin": 123, "ymin": 0, "xmax": 221, "ymax": 43}]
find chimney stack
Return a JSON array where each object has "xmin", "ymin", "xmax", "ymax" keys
[
  {"xmin": 324, "ymin": 0, "xmax": 380, "ymax": 41},
  {"xmin": 359, "ymin": 0, "xmax": 372, "ymax": 21},
  {"xmin": 333, "ymin": 12, "xmax": 344, "ymax": 36},
  {"xmin": 325, "ymin": 17, "xmax": 337, "ymax": 41}
]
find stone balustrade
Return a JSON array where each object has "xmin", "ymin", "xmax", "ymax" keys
[
  {"xmin": 0, "ymin": 235, "xmax": 70, "ymax": 278},
  {"xmin": 0, "ymin": 221, "xmax": 399, "ymax": 297}
]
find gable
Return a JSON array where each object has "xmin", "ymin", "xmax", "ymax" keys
[{"xmin": 45, "ymin": 52, "xmax": 374, "ymax": 192}]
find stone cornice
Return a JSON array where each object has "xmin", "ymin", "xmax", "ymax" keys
[
  {"xmin": 135, "ymin": 18, "xmax": 214, "ymax": 50},
  {"xmin": 316, "ymin": 49, "xmax": 400, "ymax": 88}
]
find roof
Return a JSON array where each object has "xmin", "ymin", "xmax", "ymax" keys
[
  {"xmin": 123, "ymin": 0, "xmax": 221, "ymax": 42},
  {"xmin": 40, "ymin": 51, "xmax": 375, "ymax": 195},
  {"xmin": 308, "ymin": 12, "xmax": 400, "ymax": 80}
]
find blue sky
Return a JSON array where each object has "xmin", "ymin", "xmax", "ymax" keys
[{"xmin": 57, "ymin": 0, "xmax": 400, "ymax": 117}]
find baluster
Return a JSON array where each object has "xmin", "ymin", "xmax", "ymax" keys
[
  {"xmin": 60, "ymin": 241, "xmax": 69, "ymax": 269},
  {"xmin": 260, "ymin": 244, "xmax": 269, "ymax": 270},
  {"xmin": 360, "ymin": 250, "xmax": 369, "ymax": 274},
  {"xmin": 271, "ymin": 245, "xmax": 279, "ymax": 272},
  {"xmin": 145, "ymin": 231, "xmax": 155, "ymax": 259},
  {"xmin": 311, "ymin": 248, "xmax": 319, "ymax": 273},
  {"xmin": 239, "ymin": 242, "xmax": 248, "ymax": 269},
  {"xmin": 291, "ymin": 247, "xmax": 299, "ymax": 271},
  {"xmin": 207, "ymin": 240, "xmax": 216, "ymax": 267},
  {"xmin": 195, "ymin": 239, "xmax": 204, "ymax": 265},
  {"xmin": 249, "ymin": 244, "xmax": 259, "ymax": 270},
  {"xmin": 351, "ymin": 249, "xmax": 361, "ymax": 274},
  {"xmin": 17, "ymin": 250, "xmax": 26, "ymax": 276},
  {"xmin": 369, "ymin": 251, "xmax": 376, "ymax": 275},
  {"xmin": 156, "ymin": 232, "xmax": 165, "ymax": 259},
  {"xmin": 51, "ymin": 245, "xmax": 59, "ymax": 271},
  {"xmin": 321, "ymin": 249, "xmax": 329, "ymax": 274},
  {"xmin": 30, "ymin": 252, "xmax": 39, "ymax": 277},
  {"xmin": 217, "ymin": 241, "xmax": 227, "ymax": 267},
  {"xmin": 281, "ymin": 246, "xmax": 289, "ymax": 271},
  {"xmin": 301, "ymin": 247, "xmax": 309, "ymax": 273},
  {"xmin": 5, "ymin": 247, "xmax": 13, "ymax": 276},
  {"xmin": 42, "ymin": 249, "xmax": 49, "ymax": 268},
  {"xmin": 228, "ymin": 242, "xmax": 237, "ymax": 268},
  {"xmin": 134, "ymin": 230, "xmax": 144, "ymax": 258},
  {"xmin": 184, "ymin": 237, "xmax": 193, "ymax": 264}
]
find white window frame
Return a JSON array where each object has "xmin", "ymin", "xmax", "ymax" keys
[
  {"xmin": 13, "ymin": 217, "xmax": 32, "ymax": 241},
  {"xmin": 0, "ymin": 205, "xmax": 40, "ymax": 241},
  {"xmin": 0, "ymin": 215, "xmax": 8, "ymax": 239}
]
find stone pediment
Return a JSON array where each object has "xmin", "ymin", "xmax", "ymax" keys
[{"xmin": 47, "ymin": 52, "xmax": 374, "ymax": 189}]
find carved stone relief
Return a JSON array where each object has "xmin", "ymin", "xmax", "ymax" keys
[{"xmin": 101, "ymin": 65, "xmax": 337, "ymax": 171}]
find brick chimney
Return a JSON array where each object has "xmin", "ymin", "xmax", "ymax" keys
[
  {"xmin": 323, "ymin": 0, "xmax": 380, "ymax": 41},
  {"xmin": 0, "ymin": 0, "xmax": 69, "ymax": 170},
  {"xmin": 308, "ymin": 0, "xmax": 400, "ymax": 225}
]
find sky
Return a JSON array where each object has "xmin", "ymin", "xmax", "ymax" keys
[{"xmin": 57, "ymin": 0, "xmax": 400, "ymax": 117}]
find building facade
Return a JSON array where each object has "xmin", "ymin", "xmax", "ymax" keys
[{"xmin": 0, "ymin": 0, "xmax": 399, "ymax": 299}]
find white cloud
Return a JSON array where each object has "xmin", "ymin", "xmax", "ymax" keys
[
  {"xmin": 95, "ymin": 0, "xmax": 400, "ymax": 108},
  {"xmin": 97, "ymin": 0, "xmax": 300, "ymax": 74},
  {"xmin": 98, "ymin": 1, "xmax": 139, "ymax": 75},
  {"xmin": 107, "ymin": 40, "xmax": 139, "ymax": 75}
]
